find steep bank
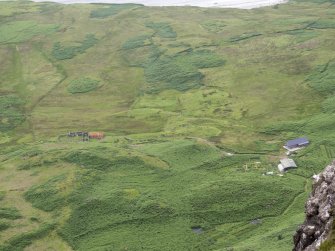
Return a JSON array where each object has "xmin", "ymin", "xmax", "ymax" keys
[{"xmin": 293, "ymin": 161, "xmax": 335, "ymax": 251}]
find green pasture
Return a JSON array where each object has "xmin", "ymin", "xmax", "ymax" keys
[
  {"xmin": 0, "ymin": 21, "xmax": 58, "ymax": 44},
  {"xmin": 0, "ymin": 0, "xmax": 335, "ymax": 250}
]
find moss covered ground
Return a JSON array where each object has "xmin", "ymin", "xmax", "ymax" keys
[{"xmin": 0, "ymin": 0, "xmax": 335, "ymax": 250}]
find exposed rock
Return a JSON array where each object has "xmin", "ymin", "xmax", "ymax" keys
[
  {"xmin": 250, "ymin": 218, "xmax": 262, "ymax": 225},
  {"xmin": 293, "ymin": 161, "xmax": 335, "ymax": 251}
]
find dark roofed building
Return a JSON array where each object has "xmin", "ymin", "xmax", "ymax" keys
[{"xmin": 284, "ymin": 137, "xmax": 309, "ymax": 150}]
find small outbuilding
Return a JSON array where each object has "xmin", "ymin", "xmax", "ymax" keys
[
  {"xmin": 278, "ymin": 158, "xmax": 297, "ymax": 172},
  {"xmin": 284, "ymin": 137, "xmax": 309, "ymax": 150}
]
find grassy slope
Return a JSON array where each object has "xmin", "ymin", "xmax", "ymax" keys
[{"xmin": 0, "ymin": 0, "xmax": 335, "ymax": 250}]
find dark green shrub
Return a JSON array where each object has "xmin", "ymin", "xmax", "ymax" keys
[
  {"xmin": 0, "ymin": 223, "xmax": 55, "ymax": 251},
  {"xmin": 21, "ymin": 149, "xmax": 43, "ymax": 158},
  {"xmin": 175, "ymin": 50, "xmax": 225, "ymax": 69},
  {"xmin": 188, "ymin": 176, "xmax": 303, "ymax": 225},
  {"xmin": 0, "ymin": 191, "xmax": 5, "ymax": 201},
  {"xmin": 146, "ymin": 22, "xmax": 177, "ymax": 38},
  {"xmin": 322, "ymin": 96, "xmax": 335, "ymax": 113},
  {"xmin": 122, "ymin": 44, "xmax": 162, "ymax": 67},
  {"xmin": 144, "ymin": 50, "xmax": 224, "ymax": 93},
  {"xmin": 67, "ymin": 78, "xmax": 100, "ymax": 94},
  {"xmin": 24, "ymin": 175, "xmax": 66, "ymax": 212},
  {"xmin": 0, "ymin": 207, "xmax": 21, "ymax": 220},
  {"xmin": 307, "ymin": 61, "xmax": 335, "ymax": 93},
  {"xmin": 144, "ymin": 57, "xmax": 203, "ymax": 93},
  {"xmin": 0, "ymin": 95, "xmax": 25, "ymax": 132},
  {"xmin": 201, "ymin": 20, "xmax": 226, "ymax": 33},
  {"xmin": 0, "ymin": 222, "xmax": 10, "ymax": 231},
  {"xmin": 77, "ymin": 34, "xmax": 98, "ymax": 52},
  {"xmin": 30, "ymin": 217, "xmax": 39, "ymax": 222},
  {"xmin": 309, "ymin": 20, "xmax": 335, "ymax": 29},
  {"xmin": 63, "ymin": 151, "xmax": 150, "ymax": 171},
  {"xmin": 261, "ymin": 120, "xmax": 305, "ymax": 134},
  {"xmin": 60, "ymin": 193, "xmax": 174, "ymax": 249},
  {"xmin": 52, "ymin": 42, "xmax": 77, "ymax": 60},
  {"xmin": 303, "ymin": 114, "xmax": 335, "ymax": 132},
  {"xmin": 52, "ymin": 34, "xmax": 98, "ymax": 60},
  {"xmin": 62, "ymin": 151, "xmax": 113, "ymax": 171},
  {"xmin": 122, "ymin": 35, "xmax": 152, "ymax": 50}
]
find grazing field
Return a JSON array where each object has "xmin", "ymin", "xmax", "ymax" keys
[{"xmin": 0, "ymin": 0, "xmax": 335, "ymax": 250}]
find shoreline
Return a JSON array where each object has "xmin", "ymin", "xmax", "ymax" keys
[{"xmin": 31, "ymin": 0, "xmax": 289, "ymax": 9}]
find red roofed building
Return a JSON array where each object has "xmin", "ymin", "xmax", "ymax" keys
[{"xmin": 88, "ymin": 132, "xmax": 104, "ymax": 139}]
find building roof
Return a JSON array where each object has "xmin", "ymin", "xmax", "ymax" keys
[
  {"xmin": 280, "ymin": 158, "xmax": 297, "ymax": 169},
  {"xmin": 285, "ymin": 137, "xmax": 309, "ymax": 148},
  {"xmin": 278, "ymin": 164, "xmax": 285, "ymax": 172}
]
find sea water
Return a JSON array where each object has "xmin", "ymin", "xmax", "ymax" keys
[{"xmin": 31, "ymin": 0, "xmax": 288, "ymax": 9}]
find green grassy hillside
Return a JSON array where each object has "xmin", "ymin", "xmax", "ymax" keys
[{"xmin": 0, "ymin": 0, "xmax": 335, "ymax": 250}]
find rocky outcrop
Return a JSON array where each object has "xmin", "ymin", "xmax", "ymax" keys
[{"xmin": 293, "ymin": 161, "xmax": 335, "ymax": 251}]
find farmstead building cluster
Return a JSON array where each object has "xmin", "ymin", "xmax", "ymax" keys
[
  {"xmin": 278, "ymin": 137, "xmax": 310, "ymax": 172},
  {"xmin": 67, "ymin": 131, "xmax": 105, "ymax": 140}
]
